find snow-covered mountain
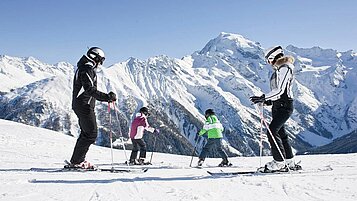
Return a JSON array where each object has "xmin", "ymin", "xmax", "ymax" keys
[
  {"xmin": 287, "ymin": 45, "xmax": 357, "ymax": 139},
  {"xmin": 0, "ymin": 55, "xmax": 77, "ymax": 134},
  {"xmin": 1, "ymin": 32, "xmax": 356, "ymax": 156},
  {"xmin": 1, "ymin": 119, "xmax": 357, "ymax": 201}
]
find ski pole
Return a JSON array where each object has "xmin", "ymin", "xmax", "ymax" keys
[
  {"xmin": 189, "ymin": 137, "xmax": 199, "ymax": 167},
  {"xmin": 259, "ymin": 109, "xmax": 290, "ymax": 171},
  {"xmin": 149, "ymin": 135, "xmax": 157, "ymax": 164},
  {"xmin": 108, "ymin": 102, "xmax": 114, "ymax": 169},
  {"xmin": 254, "ymin": 102, "xmax": 264, "ymax": 167},
  {"xmin": 259, "ymin": 104, "xmax": 264, "ymax": 167},
  {"xmin": 247, "ymin": 94, "xmax": 264, "ymax": 166},
  {"xmin": 112, "ymin": 102, "xmax": 129, "ymax": 164},
  {"xmin": 149, "ymin": 125, "xmax": 164, "ymax": 164}
]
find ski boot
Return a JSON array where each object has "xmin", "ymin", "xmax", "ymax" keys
[
  {"xmin": 127, "ymin": 159, "xmax": 151, "ymax": 165},
  {"xmin": 286, "ymin": 158, "xmax": 302, "ymax": 171},
  {"xmin": 138, "ymin": 158, "xmax": 145, "ymax": 165},
  {"xmin": 128, "ymin": 159, "xmax": 139, "ymax": 165},
  {"xmin": 262, "ymin": 160, "xmax": 286, "ymax": 173},
  {"xmin": 197, "ymin": 158, "xmax": 204, "ymax": 167},
  {"xmin": 138, "ymin": 158, "xmax": 152, "ymax": 165},
  {"xmin": 218, "ymin": 159, "xmax": 232, "ymax": 167},
  {"xmin": 64, "ymin": 160, "xmax": 96, "ymax": 170}
]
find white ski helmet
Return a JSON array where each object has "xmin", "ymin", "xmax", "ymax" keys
[
  {"xmin": 264, "ymin": 46, "xmax": 283, "ymax": 65},
  {"xmin": 87, "ymin": 47, "xmax": 105, "ymax": 65}
]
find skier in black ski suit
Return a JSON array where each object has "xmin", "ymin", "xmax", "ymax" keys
[
  {"xmin": 250, "ymin": 46, "xmax": 298, "ymax": 172},
  {"xmin": 70, "ymin": 47, "xmax": 116, "ymax": 168}
]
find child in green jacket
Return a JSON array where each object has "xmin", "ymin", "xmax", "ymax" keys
[{"xmin": 197, "ymin": 109, "xmax": 231, "ymax": 167}]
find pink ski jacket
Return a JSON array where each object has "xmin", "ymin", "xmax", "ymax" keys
[{"xmin": 130, "ymin": 113, "xmax": 155, "ymax": 139}]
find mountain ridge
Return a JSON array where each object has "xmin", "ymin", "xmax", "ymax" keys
[{"xmin": 1, "ymin": 32, "xmax": 356, "ymax": 155}]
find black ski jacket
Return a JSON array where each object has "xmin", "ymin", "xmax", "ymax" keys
[{"xmin": 72, "ymin": 55, "xmax": 110, "ymax": 110}]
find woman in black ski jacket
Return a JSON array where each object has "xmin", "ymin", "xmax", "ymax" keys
[{"xmin": 69, "ymin": 47, "xmax": 116, "ymax": 168}]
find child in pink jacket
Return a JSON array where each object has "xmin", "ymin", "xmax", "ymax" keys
[{"xmin": 129, "ymin": 107, "xmax": 158, "ymax": 165}]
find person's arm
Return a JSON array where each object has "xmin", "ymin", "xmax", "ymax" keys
[
  {"xmin": 199, "ymin": 117, "xmax": 212, "ymax": 136},
  {"xmin": 265, "ymin": 66, "xmax": 292, "ymax": 101},
  {"xmin": 143, "ymin": 117, "xmax": 155, "ymax": 133},
  {"xmin": 80, "ymin": 68, "xmax": 110, "ymax": 101}
]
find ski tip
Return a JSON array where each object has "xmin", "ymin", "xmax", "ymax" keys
[{"xmin": 28, "ymin": 179, "xmax": 37, "ymax": 183}]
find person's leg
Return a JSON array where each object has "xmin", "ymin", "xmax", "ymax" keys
[
  {"xmin": 279, "ymin": 125, "xmax": 294, "ymax": 159},
  {"xmin": 130, "ymin": 139, "xmax": 139, "ymax": 163},
  {"xmin": 213, "ymin": 138, "xmax": 231, "ymax": 166},
  {"xmin": 267, "ymin": 106, "xmax": 291, "ymax": 161},
  {"xmin": 137, "ymin": 139, "xmax": 147, "ymax": 159},
  {"xmin": 198, "ymin": 139, "xmax": 215, "ymax": 160},
  {"xmin": 214, "ymin": 139, "xmax": 228, "ymax": 161},
  {"xmin": 70, "ymin": 109, "xmax": 97, "ymax": 164}
]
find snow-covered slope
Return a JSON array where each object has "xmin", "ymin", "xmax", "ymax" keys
[
  {"xmin": 1, "ymin": 119, "xmax": 357, "ymax": 201},
  {"xmin": 1, "ymin": 32, "xmax": 357, "ymax": 156}
]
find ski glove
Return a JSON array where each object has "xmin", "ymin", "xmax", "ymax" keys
[
  {"xmin": 250, "ymin": 94, "xmax": 265, "ymax": 104},
  {"xmin": 108, "ymin": 91, "xmax": 117, "ymax": 102},
  {"xmin": 264, "ymin": 100, "xmax": 272, "ymax": 106}
]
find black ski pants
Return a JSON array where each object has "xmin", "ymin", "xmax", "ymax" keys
[
  {"xmin": 70, "ymin": 107, "xmax": 98, "ymax": 164},
  {"xmin": 130, "ymin": 139, "xmax": 147, "ymax": 161},
  {"xmin": 267, "ymin": 100, "xmax": 294, "ymax": 162}
]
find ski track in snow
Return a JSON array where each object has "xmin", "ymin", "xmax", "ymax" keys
[{"xmin": 1, "ymin": 119, "xmax": 357, "ymax": 201}]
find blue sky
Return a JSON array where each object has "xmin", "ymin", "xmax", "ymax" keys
[{"xmin": 1, "ymin": 0, "xmax": 356, "ymax": 66}]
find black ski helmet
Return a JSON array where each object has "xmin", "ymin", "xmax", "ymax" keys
[
  {"xmin": 139, "ymin": 107, "xmax": 150, "ymax": 116},
  {"xmin": 87, "ymin": 47, "xmax": 105, "ymax": 65},
  {"xmin": 205, "ymin": 109, "xmax": 215, "ymax": 118}
]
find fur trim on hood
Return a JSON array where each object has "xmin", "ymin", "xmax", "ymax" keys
[{"xmin": 274, "ymin": 56, "xmax": 295, "ymax": 69}]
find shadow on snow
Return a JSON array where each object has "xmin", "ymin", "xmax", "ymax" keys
[{"xmin": 28, "ymin": 175, "xmax": 222, "ymax": 184}]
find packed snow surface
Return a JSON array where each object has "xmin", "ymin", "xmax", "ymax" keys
[{"xmin": 0, "ymin": 119, "xmax": 356, "ymax": 201}]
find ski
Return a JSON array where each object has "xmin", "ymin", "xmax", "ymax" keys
[
  {"xmin": 30, "ymin": 167, "xmax": 73, "ymax": 173},
  {"xmin": 207, "ymin": 165, "xmax": 333, "ymax": 176},
  {"xmin": 190, "ymin": 164, "xmax": 236, "ymax": 169},
  {"xmin": 97, "ymin": 161, "xmax": 185, "ymax": 170},
  {"xmin": 29, "ymin": 160, "xmax": 150, "ymax": 173},
  {"xmin": 206, "ymin": 168, "xmax": 295, "ymax": 176},
  {"xmin": 30, "ymin": 166, "xmax": 148, "ymax": 173},
  {"xmin": 207, "ymin": 170, "xmax": 257, "ymax": 176},
  {"xmin": 255, "ymin": 163, "xmax": 303, "ymax": 173},
  {"xmin": 99, "ymin": 167, "xmax": 149, "ymax": 173},
  {"xmin": 60, "ymin": 167, "xmax": 98, "ymax": 172}
]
